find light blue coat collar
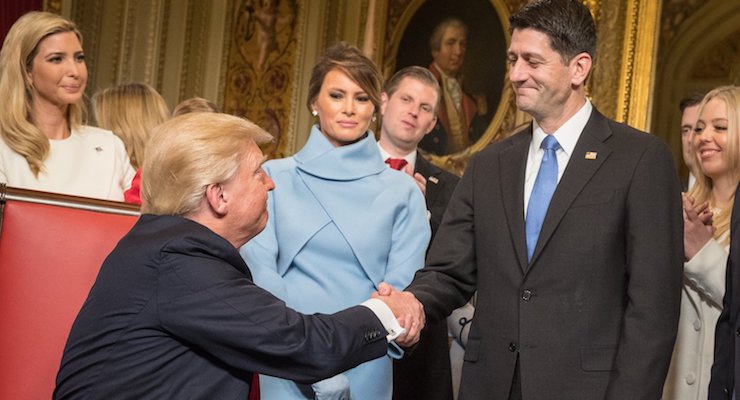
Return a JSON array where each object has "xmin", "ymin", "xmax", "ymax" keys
[{"xmin": 294, "ymin": 125, "xmax": 385, "ymax": 180}]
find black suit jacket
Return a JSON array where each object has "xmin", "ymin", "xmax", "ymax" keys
[
  {"xmin": 709, "ymin": 182, "xmax": 740, "ymax": 399},
  {"xmin": 393, "ymin": 154, "xmax": 460, "ymax": 400},
  {"xmin": 54, "ymin": 215, "xmax": 388, "ymax": 400},
  {"xmin": 407, "ymin": 109, "xmax": 684, "ymax": 399}
]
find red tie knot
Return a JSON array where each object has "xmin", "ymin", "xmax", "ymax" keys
[{"xmin": 385, "ymin": 158, "xmax": 408, "ymax": 171}]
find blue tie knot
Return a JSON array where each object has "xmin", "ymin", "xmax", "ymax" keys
[
  {"xmin": 540, "ymin": 135, "xmax": 559, "ymax": 163},
  {"xmin": 541, "ymin": 135, "xmax": 560, "ymax": 151}
]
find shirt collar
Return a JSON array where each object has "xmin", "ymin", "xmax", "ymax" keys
[
  {"xmin": 531, "ymin": 98, "xmax": 593, "ymax": 157},
  {"xmin": 377, "ymin": 143, "xmax": 417, "ymax": 169}
]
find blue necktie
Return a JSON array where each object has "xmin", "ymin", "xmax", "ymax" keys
[{"xmin": 526, "ymin": 135, "xmax": 560, "ymax": 261}]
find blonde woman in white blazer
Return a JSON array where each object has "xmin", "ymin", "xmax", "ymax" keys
[{"xmin": 663, "ymin": 86, "xmax": 740, "ymax": 400}]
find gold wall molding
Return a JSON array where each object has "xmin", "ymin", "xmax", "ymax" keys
[{"xmin": 616, "ymin": 0, "xmax": 660, "ymax": 130}]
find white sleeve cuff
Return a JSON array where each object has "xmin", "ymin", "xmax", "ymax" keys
[{"xmin": 360, "ymin": 298, "xmax": 406, "ymax": 342}]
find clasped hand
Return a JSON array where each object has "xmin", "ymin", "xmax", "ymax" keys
[
  {"xmin": 683, "ymin": 193, "xmax": 715, "ymax": 260},
  {"xmin": 371, "ymin": 282, "xmax": 425, "ymax": 347}
]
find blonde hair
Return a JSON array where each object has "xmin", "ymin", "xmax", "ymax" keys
[
  {"xmin": 141, "ymin": 113, "xmax": 273, "ymax": 216},
  {"xmin": 93, "ymin": 83, "xmax": 170, "ymax": 169},
  {"xmin": 688, "ymin": 85, "xmax": 740, "ymax": 245},
  {"xmin": 0, "ymin": 11, "xmax": 85, "ymax": 176},
  {"xmin": 172, "ymin": 97, "xmax": 220, "ymax": 116}
]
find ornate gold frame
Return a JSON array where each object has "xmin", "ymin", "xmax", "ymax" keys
[{"xmin": 382, "ymin": 0, "xmax": 513, "ymax": 174}]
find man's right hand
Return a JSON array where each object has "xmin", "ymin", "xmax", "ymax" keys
[{"xmin": 372, "ymin": 282, "xmax": 425, "ymax": 347}]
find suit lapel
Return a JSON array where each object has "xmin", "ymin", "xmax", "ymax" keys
[
  {"xmin": 500, "ymin": 129, "xmax": 532, "ymax": 272},
  {"xmin": 529, "ymin": 111, "xmax": 613, "ymax": 266},
  {"xmin": 415, "ymin": 154, "xmax": 441, "ymax": 208}
]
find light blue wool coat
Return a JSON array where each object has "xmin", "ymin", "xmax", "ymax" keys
[{"xmin": 241, "ymin": 125, "xmax": 430, "ymax": 399}]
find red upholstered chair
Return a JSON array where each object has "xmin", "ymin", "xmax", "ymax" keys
[{"xmin": 0, "ymin": 186, "xmax": 139, "ymax": 400}]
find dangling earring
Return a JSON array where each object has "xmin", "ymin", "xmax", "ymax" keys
[
  {"xmin": 311, "ymin": 110, "xmax": 318, "ymax": 117},
  {"xmin": 372, "ymin": 115, "xmax": 377, "ymax": 122}
]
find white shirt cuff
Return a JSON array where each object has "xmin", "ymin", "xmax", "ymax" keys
[{"xmin": 360, "ymin": 298, "xmax": 406, "ymax": 342}]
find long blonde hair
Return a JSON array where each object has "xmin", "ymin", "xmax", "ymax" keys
[
  {"xmin": 688, "ymin": 85, "xmax": 740, "ymax": 244},
  {"xmin": 93, "ymin": 83, "xmax": 170, "ymax": 169},
  {"xmin": 0, "ymin": 11, "xmax": 86, "ymax": 177}
]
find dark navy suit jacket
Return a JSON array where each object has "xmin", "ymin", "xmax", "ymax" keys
[{"xmin": 54, "ymin": 215, "xmax": 388, "ymax": 399}]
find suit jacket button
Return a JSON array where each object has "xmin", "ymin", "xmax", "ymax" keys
[
  {"xmin": 521, "ymin": 289, "xmax": 532, "ymax": 301},
  {"xmin": 736, "ymin": 328, "xmax": 740, "ymax": 337},
  {"xmin": 508, "ymin": 342, "xmax": 517, "ymax": 352}
]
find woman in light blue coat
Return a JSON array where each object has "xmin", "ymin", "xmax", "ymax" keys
[{"xmin": 240, "ymin": 43, "xmax": 430, "ymax": 399}]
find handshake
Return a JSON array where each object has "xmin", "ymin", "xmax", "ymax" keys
[{"xmin": 372, "ymin": 283, "xmax": 426, "ymax": 347}]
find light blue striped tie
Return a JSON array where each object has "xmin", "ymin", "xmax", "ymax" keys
[{"xmin": 526, "ymin": 135, "xmax": 560, "ymax": 261}]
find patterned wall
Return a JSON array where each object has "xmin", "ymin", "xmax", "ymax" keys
[{"xmin": 222, "ymin": 0, "xmax": 301, "ymax": 159}]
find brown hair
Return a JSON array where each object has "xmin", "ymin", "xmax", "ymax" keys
[
  {"xmin": 509, "ymin": 0, "xmax": 596, "ymax": 64},
  {"xmin": 306, "ymin": 42, "xmax": 382, "ymax": 113},
  {"xmin": 384, "ymin": 66, "xmax": 441, "ymax": 114}
]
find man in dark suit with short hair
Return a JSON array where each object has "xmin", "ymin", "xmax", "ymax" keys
[
  {"xmin": 377, "ymin": 65, "xmax": 460, "ymax": 400},
  {"xmin": 54, "ymin": 113, "xmax": 425, "ymax": 400},
  {"xmin": 378, "ymin": 1, "xmax": 684, "ymax": 398}
]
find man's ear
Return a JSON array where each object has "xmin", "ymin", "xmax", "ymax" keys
[
  {"xmin": 204, "ymin": 183, "xmax": 227, "ymax": 216},
  {"xmin": 425, "ymin": 115, "xmax": 438, "ymax": 135},
  {"xmin": 380, "ymin": 92, "xmax": 389, "ymax": 116},
  {"xmin": 570, "ymin": 52, "xmax": 592, "ymax": 87}
]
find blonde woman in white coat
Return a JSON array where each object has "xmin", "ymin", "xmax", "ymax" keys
[{"xmin": 663, "ymin": 86, "xmax": 740, "ymax": 400}]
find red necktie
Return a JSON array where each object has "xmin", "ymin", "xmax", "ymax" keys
[
  {"xmin": 385, "ymin": 158, "xmax": 408, "ymax": 171},
  {"xmin": 248, "ymin": 374, "xmax": 259, "ymax": 400}
]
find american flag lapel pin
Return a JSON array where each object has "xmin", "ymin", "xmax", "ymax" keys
[{"xmin": 585, "ymin": 151, "xmax": 597, "ymax": 160}]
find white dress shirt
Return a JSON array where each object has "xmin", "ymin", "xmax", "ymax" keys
[{"xmin": 523, "ymin": 100, "xmax": 593, "ymax": 217}]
